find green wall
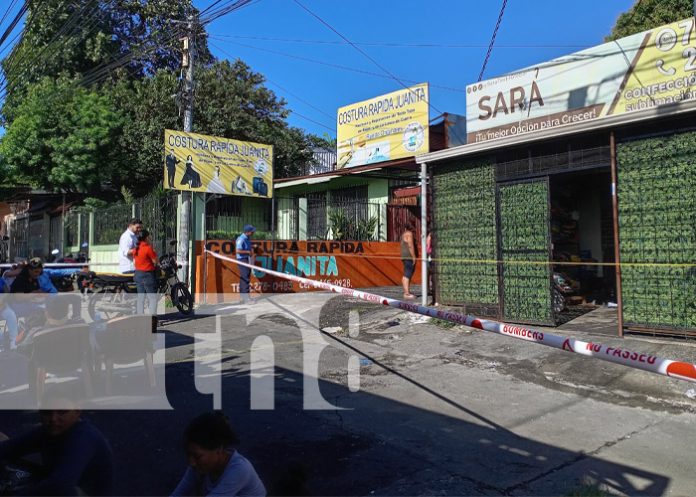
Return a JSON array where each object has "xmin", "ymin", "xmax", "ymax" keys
[
  {"xmin": 498, "ymin": 180, "xmax": 553, "ymax": 325},
  {"xmin": 617, "ymin": 131, "xmax": 696, "ymax": 330},
  {"xmin": 433, "ymin": 159, "xmax": 499, "ymax": 312}
]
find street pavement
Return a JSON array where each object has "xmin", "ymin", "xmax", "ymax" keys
[{"xmin": 1, "ymin": 288, "xmax": 695, "ymax": 496}]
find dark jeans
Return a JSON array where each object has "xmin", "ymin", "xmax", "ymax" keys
[
  {"xmin": 134, "ymin": 270, "xmax": 158, "ymax": 315},
  {"xmin": 239, "ymin": 260, "xmax": 251, "ymax": 303}
]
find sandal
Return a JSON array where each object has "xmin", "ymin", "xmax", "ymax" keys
[{"xmin": 403, "ymin": 294, "xmax": 416, "ymax": 300}]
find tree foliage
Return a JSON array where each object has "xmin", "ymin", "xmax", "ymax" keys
[
  {"xmin": 0, "ymin": 1, "xmax": 318, "ymax": 194},
  {"xmin": 0, "ymin": 77, "xmax": 123, "ymax": 192},
  {"xmin": 606, "ymin": 0, "xmax": 694, "ymax": 40},
  {"xmin": 108, "ymin": 60, "xmax": 313, "ymax": 195}
]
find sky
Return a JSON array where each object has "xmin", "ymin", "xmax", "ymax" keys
[
  {"xmin": 198, "ymin": 0, "xmax": 636, "ymax": 138},
  {"xmin": 0, "ymin": 0, "xmax": 637, "ymax": 138}
]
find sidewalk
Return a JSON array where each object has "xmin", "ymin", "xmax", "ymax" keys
[{"xmin": 319, "ymin": 287, "xmax": 696, "ymax": 413}]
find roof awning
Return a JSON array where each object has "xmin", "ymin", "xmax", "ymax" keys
[
  {"xmin": 416, "ymin": 100, "xmax": 696, "ymax": 164},
  {"xmin": 275, "ymin": 175, "xmax": 341, "ymax": 189}
]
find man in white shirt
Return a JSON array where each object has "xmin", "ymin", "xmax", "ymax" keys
[{"xmin": 118, "ymin": 218, "xmax": 142, "ymax": 274}]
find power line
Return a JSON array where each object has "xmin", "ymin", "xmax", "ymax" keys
[
  {"xmin": 291, "ymin": 0, "xmax": 429, "ymax": 101},
  {"xmin": 210, "ymin": 40, "xmax": 335, "ymax": 121},
  {"xmin": 0, "ymin": 1, "xmax": 28, "ymax": 51},
  {"xmin": 208, "ymin": 36, "xmax": 466, "ymax": 94},
  {"xmin": 290, "ymin": 110, "xmax": 336, "ymax": 133},
  {"xmin": 0, "ymin": 2, "xmax": 105, "ymax": 101},
  {"xmin": 208, "ymin": 40, "xmax": 336, "ymax": 133},
  {"xmin": 290, "ymin": 0, "xmax": 469, "ymax": 147},
  {"xmin": 0, "ymin": 0, "xmax": 21, "ymax": 35},
  {"xmin": 209, "ymin": 33, "xmax": 592, "ymax": 50},
  {"xmin": 478, "ymin": 0, "xmax": 508, "ymax": 82}
]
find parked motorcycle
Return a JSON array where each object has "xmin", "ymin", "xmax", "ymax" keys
[
  {"xmin": 86, "ymin": 240, "xmax": 193, "ymax": 319},
  {"xmin": 552, "ymin": 272, "xmax": 577, "ymax": 314}
]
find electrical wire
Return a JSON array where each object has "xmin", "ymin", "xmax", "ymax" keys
[
  {"xmin": 210, "ymin": 40, "xmax": 336, "ymax": 125},
  {"xmin": 208, "ymin": 39, "xmax": 336, "ymax": 134},
  {"xmin": 0, "ymin": 0, "xmax": 28, "ymax": 51},
  {"xmin": 0, "ymin": 0, "xmax": 21, "ymax": 36},
  {"xmin": 209, "ymin": 33, "xmax": 593, "ymax": 50},
  {"xmin": 0, "ymin": 1, "xmax": 105, "ymax": 101},
  {"xmin": 208, "ymin": 35, "xmax": 466, "ymax": 94},
  {"xmin": 289, "ymin": 0, "xmax": 467, "ymax": 148},
  {"xmin": 478, "ymin": 0, "xmax": 508, "ymax": 81}
]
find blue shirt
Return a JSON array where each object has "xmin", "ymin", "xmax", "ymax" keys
[
  {"xmin": 9, "ymin": 270, "xmax": 57, "ymax": 294},
  {"xmin": 0, "ymin": 419, "xmax": 114, "ymax": 496},
  {"xmin": 236, "ymin": 234, "xmax": 251, "ymax": 261},
  {"xmin": 171, "ymin": 450, "xmax": 266, "ymax": 497}
]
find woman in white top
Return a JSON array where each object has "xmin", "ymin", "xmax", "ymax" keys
[
  {"xmin": 207, "ymin": 166, "xmax": 227, "ymax": 194},
  {"xmin": 171, "ymin": 412, "xmax": 266, "ymax": 497}
]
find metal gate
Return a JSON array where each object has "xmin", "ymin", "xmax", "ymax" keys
[{"xmin": 387, "ymin": 204, "xmax": 420, "ymax": 242}]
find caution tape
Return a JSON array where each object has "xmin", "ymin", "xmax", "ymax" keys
[
  {"xmin": 206, "ymin": 247, "xmax": 696, "ymax": 268},
  {"xmin": 206, "ymin": 249, "xmax": 696, "ymax": 385}
]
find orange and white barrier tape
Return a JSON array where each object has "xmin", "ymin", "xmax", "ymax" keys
[{"xmin": 206, "ymin": 250, "xmax": 696, "ymax": 384}]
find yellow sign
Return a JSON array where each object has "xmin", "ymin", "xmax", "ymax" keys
[
  {"xmin": 164, "ymin": 130, "xmax": 273, "ymax": 198},
  {"xmin": 610, "ymin": 18, "xmax": 696, "ymax": 115},
  {"xmin": 337, "ymin": 83, "xmax": 429, "ymax": 169}
]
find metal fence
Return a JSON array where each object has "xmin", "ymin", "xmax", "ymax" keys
[
  {"xmin": 8, "ymin": 215, "xmax": 28, "ymax": 261},
  {"xmin": 307, "ymin": 199, "xmax": 383, "ymax": 241},
  {"xmin": 206, "ymin": 196, "xmax": 273, "ymax": 239},
  {"xmin": 136, "ymin": 193, "xmax": 178, "ymax": 256},
  {"xmin": 497, "ymin": 146, "xmax": 611, "ymax": 181},
  {"xmin": 92, "ymin": 192, "xmax": 178, "ymax": 254}
]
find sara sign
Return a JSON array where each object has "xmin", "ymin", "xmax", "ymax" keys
[
  {"xmin": 337, "ymin": 83, "xmax": 429, "ymax": 168},
  {"xmin": 196, "ymin": 240, "xmax": 421, "ymax": 300},
  {"xmin": 466, "ymin": 18, "xmax": 696, "ymax": 143},
  {"xmin": 164, "ymin": 130, "xmax": 273, "ymax": 198}
]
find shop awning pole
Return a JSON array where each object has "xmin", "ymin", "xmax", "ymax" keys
[
  {"xmin": 420, "ymin": 161, "xmax": 428, "ymax": 307},
  {"xmin": 610, "ymin": 131, "xmax": 624, "ymax": 337}
]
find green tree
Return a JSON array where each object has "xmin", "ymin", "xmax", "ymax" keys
[
  {"xmin": 607, "ymin": 0, "xmax": 694, "ymax": 40},
  {"xmin": 1, "ymin": 0, "xmax": 208, "ymax": 124},
  {"xmin": 109, "ymin": 60, "xmax": 314, "ymax": 194},
  {"xmin": 0, "ymin": 77, "xmax": 123, "ymax": 192},
  {"xmin": 1, "ymin": 1, "xmax": 317, "ymax": 194}
]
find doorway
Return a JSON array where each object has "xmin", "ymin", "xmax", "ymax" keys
[{"xmin": 549, "ymin": 169, "xmax": 617, "ymax": 324}]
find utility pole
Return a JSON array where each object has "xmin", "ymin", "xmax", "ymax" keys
[{"xmin": 178, "ymin": 15, "xmax": 195, "ymax": 283}]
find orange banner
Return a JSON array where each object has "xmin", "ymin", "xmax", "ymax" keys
[{"xmin": 195, "ymin": 240, "xmax": 421, "ymax": 302}]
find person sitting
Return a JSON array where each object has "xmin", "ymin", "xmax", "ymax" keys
[
  {"xmin": 0, "ymin": 276, "xmax": 19, "ymax": 351},
  {"xmin": 171, "ymin": 412, "xmax": 266, "ymax": 497},
  {"xmin": 0, "ymin": 388, "xmax": 114, "ymax": 496},
  {"xmin": 10, "ymin": 258, "xmax": 57, "ymax": 294}
]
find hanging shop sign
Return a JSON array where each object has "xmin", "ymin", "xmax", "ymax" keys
[
  {"xmin": 163, "ymin": 129, "xmax": 273, "ymax": 197},
  {"xmin": 195, "ymin": 240, "xmax": 421, "ymax": 300},
  {"xmin": 466, "ymin": 18, "xmax": 696, "ymax": 143},
  {"xmin": 337, "ymin": 83, "xmax": 429, "ymax": 169}
]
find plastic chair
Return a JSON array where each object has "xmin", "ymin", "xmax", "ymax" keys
[
  {"xmin": 30, "ymin": 324, "xmax": 93, "ymax": 403},
  {"xmin": 95, "ymin": 315, "xmax": 156, "ymax": 395}
]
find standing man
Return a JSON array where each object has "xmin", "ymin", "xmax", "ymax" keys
[
  {"xmin": 236, "ymin": 225, "xmax": 256, "ymax": 304},
  {"xmin": 118, "ymin": 218, "xmax": 142, "ymax": 274},
  {"xmin": 165, "ymin": 149, "xmax": 179, "ymax": 189},
  {"xmin": 400, "ymin": 222, "xmax": 417, "ymax": 299}
]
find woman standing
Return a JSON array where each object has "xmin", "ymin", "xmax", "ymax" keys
[
  {"xmin": 133, "ymin": 230, "xmax": 159, "ymax": 316},
  {"xmin": 400, "ymin": 222, "xmax": 417, "ymax": 299}
]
